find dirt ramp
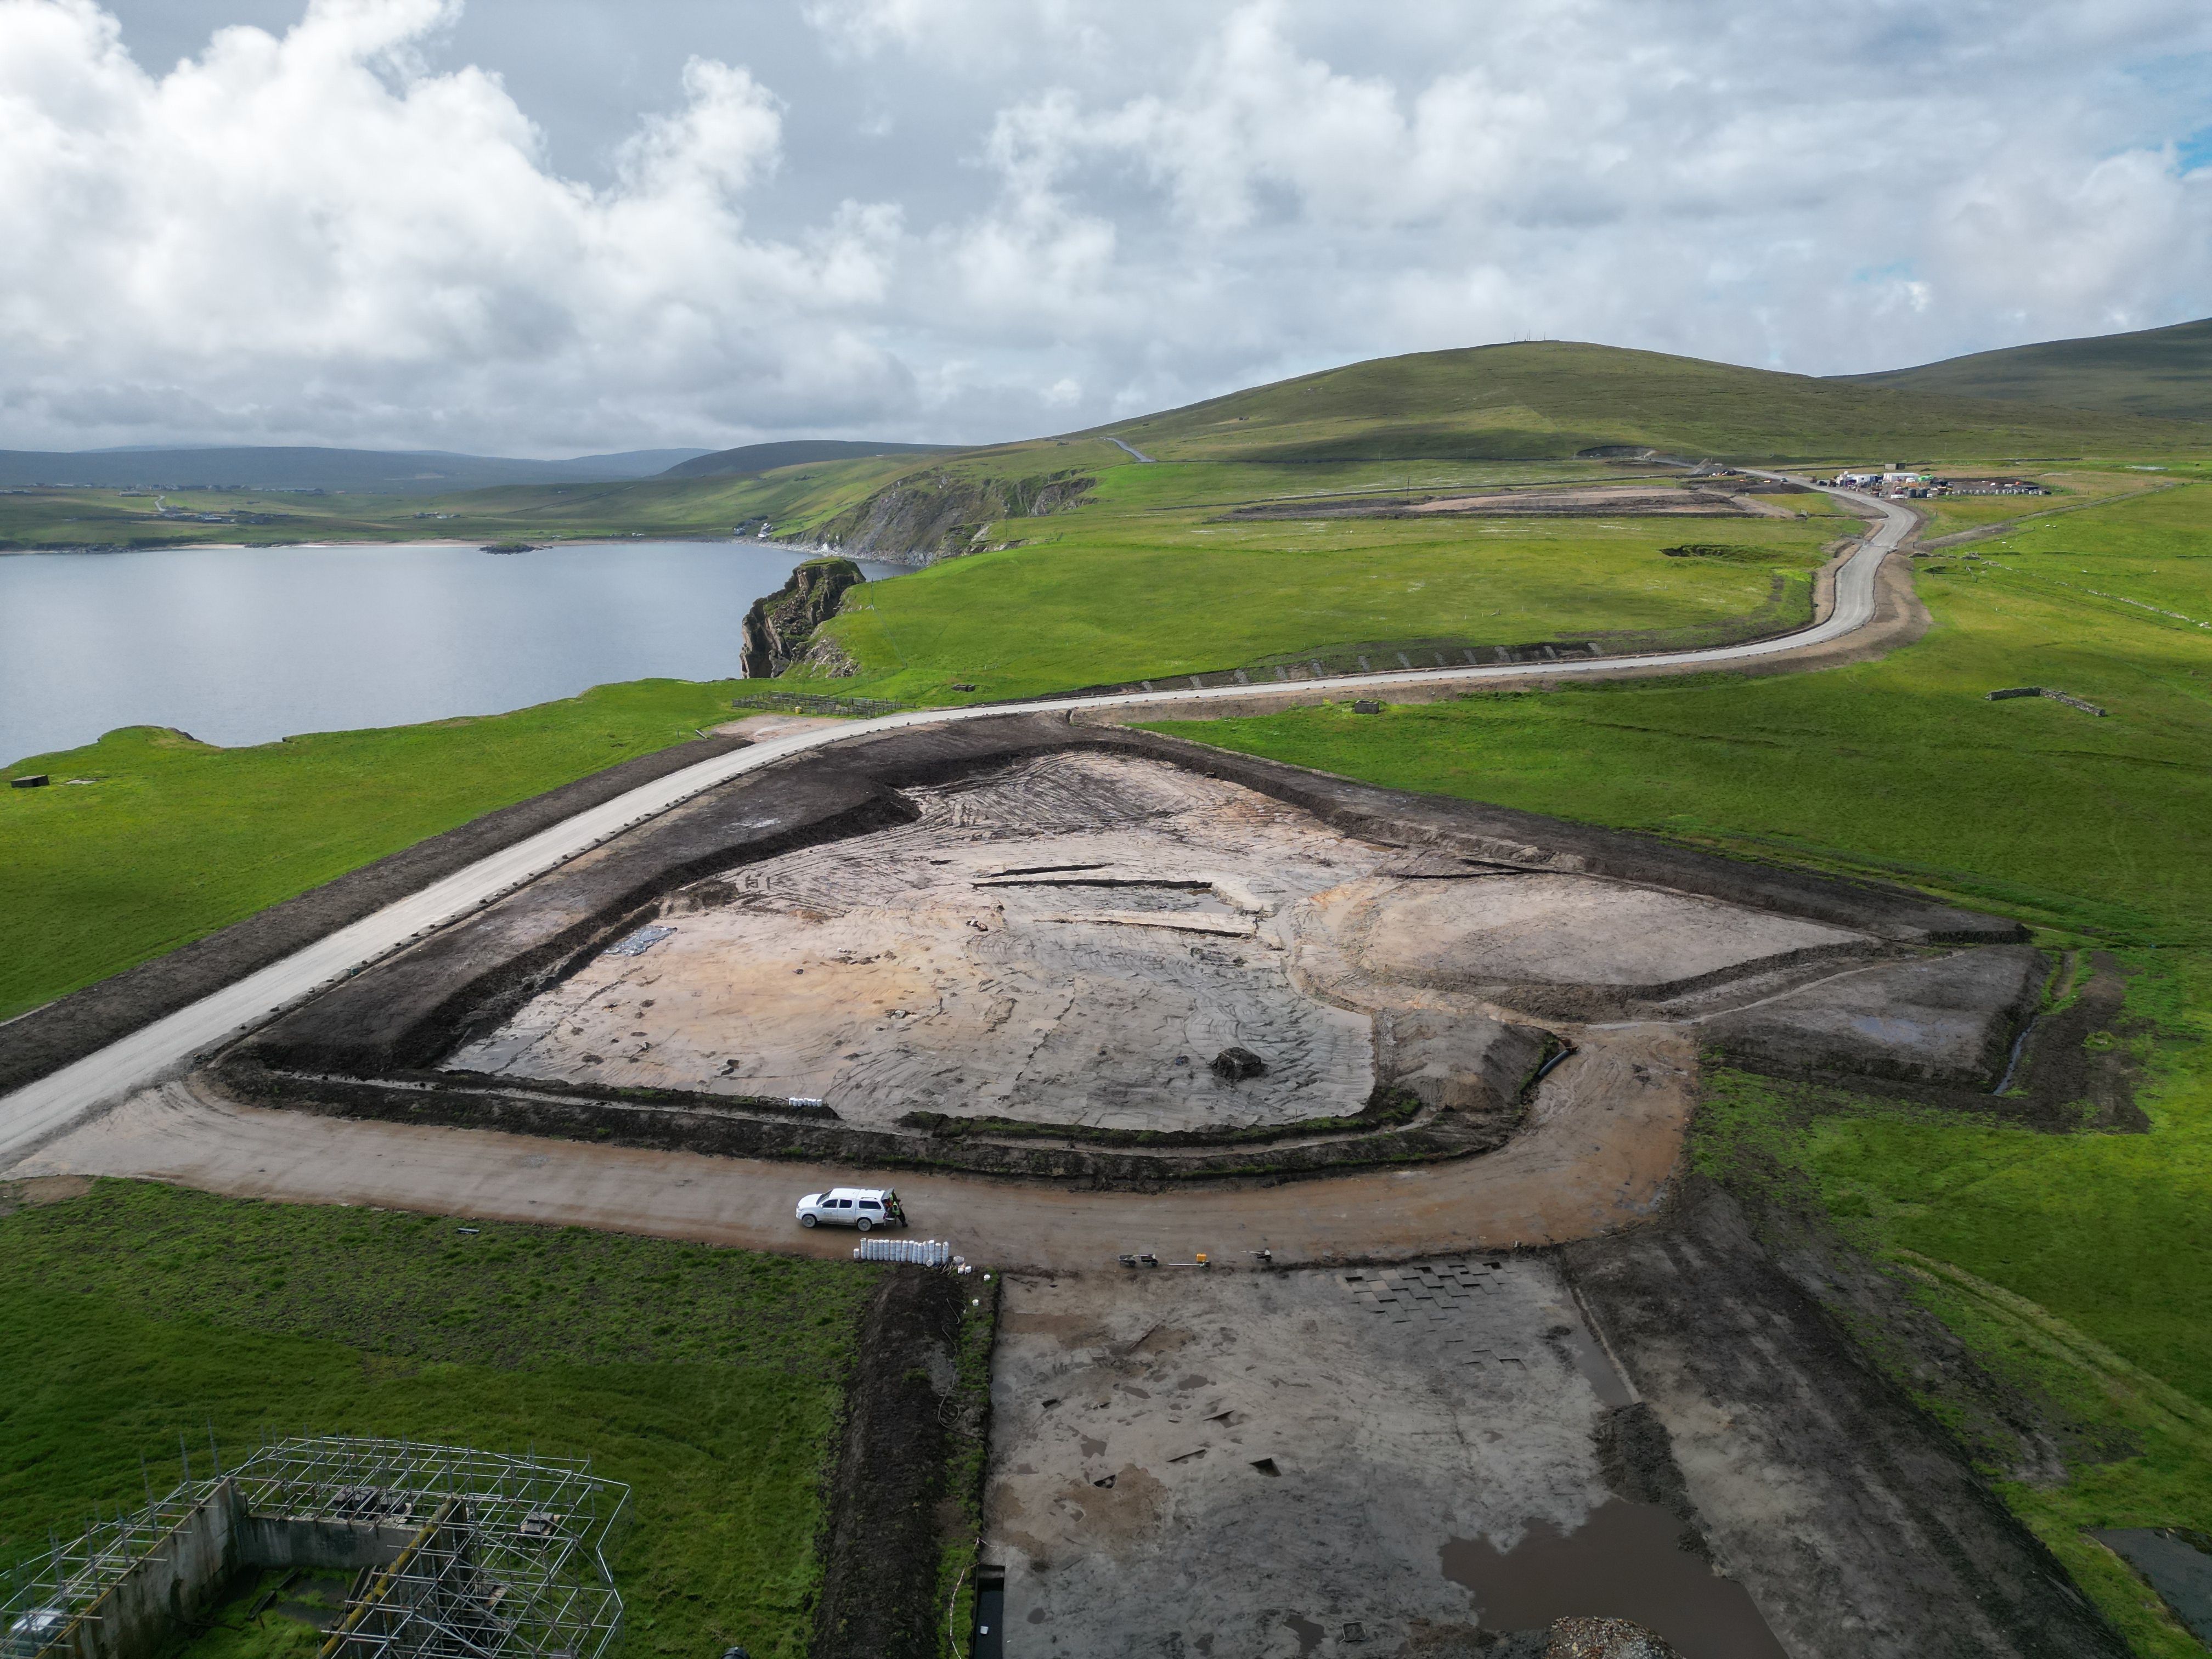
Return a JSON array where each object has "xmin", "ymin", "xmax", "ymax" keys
[
  {"xmin": 1702, "ymin": 945, "xmax": 2047, "ymax": 1088},
  {"xmin": 1377, "ymin": 1009, "xmax": 1551, "ymax": 1110}
]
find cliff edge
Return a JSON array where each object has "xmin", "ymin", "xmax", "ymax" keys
[
  {"xmin": 814, "ymin": 467, "xmax": 1094, "ymax": 561},
  {"xmin": 741, "ymin": 555, "xmax": 866, "ymax": 678}
]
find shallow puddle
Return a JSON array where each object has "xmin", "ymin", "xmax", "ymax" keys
[{"xmin": 1440, "ymin": 1499, "xmax": 1786, "ymax": 1657}]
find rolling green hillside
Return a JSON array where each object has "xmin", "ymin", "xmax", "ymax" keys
[
  {"xmin": 1837, "ymin": 318, "xmax": 2212, "ymax": 425},
  {"xmin": 0, "ymin": 453, "xmax": 938, "ymax": 552},
  {"xmin": 1089, "ymin": 340, "xmax": 2212, "ymax": 464},
  {"xmin": 8, "ymin": 340, "xmax": 2209, "ymax": 555},
  {"xmin": 661, "ymin": 438, "xmax": 961, "ymax": 479}
]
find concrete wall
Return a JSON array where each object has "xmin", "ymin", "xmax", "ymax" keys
[
  {"xmin": 42, "ymin": 1487, "xmax": 415, "ymax": 1659},
  {"xmin": 52, "ymin": 1484, "xmax": 244, "ymax": 1659},
  {"xmin": 236, "ymin": 1515, "xmax": 413, "ymax": 1573}
]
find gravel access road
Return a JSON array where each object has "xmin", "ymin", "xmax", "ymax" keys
[
  {"xmin": 15, "ymin": 1024, "xmax": 1694, "ymax": 1269},
  {"xmin": 0, "ymin": 481, "xmax": 1912, "ymax": 1169}
]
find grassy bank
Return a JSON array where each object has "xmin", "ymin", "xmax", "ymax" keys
[
  {"xmin": 807, "ymin": 460, "xmax": 1854, "ymax": 702},
  {"xmin": 0, "ymin": 1178, "xmax": 872, "ymax": 1659},
  {"xmin": 1153, "ymin": 479, "xmax": 2212, "ymax": 1653},
  {"xmin": 0, "ymin": 678, "xmax": 753, "ymax": 1019},
  {"xmin": 1691, "ymin": 981, "xmax": 2212, "ymax": 1659}
]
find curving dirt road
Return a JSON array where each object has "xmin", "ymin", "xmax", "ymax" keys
[
  {"xmin": 12, "ymin": 1024, "xmax": 1694, "ymax": 1269},
  {"xmin": 0, "ymin": 481, "xmax": 1914, "ymax": 1170}
]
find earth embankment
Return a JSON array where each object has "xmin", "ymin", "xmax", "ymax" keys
[{"xmin": 0, "ymin": 732, "xmax": 754, "ymax": 1099}]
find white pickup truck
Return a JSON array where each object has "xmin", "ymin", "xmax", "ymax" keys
[{"xmin": 795, "ymin": 1187, "xmax": 906, "ymax": 1232}]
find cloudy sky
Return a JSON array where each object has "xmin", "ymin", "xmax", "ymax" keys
[{"xmin": 4, "ymin": 0, "xmax": 2210, "ymax": 456}]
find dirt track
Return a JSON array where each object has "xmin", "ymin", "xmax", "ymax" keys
[{"xmin": 15, "ymin": 1023, "xmax": 1693, "ymax": 1269}]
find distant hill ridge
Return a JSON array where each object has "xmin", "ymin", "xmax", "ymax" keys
[
  {"xmin": 660, "ymin": 439, "xmax": 966, "ymax": 479},
  {"xmin": 1083, "ymin": 338, "xmax": 2212, "ymax": 463},
  {"xmin": 0, "ymin": 445, "xmax": 714, "ymax": 496},
  {"xmin": 1831, "ymin": 317, "xmax": 2212, "ymax": 425}
]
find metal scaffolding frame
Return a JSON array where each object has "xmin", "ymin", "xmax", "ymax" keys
[{"xmin": 2, "ymin": 1438, "xmax": 629, "ymax": 1659}]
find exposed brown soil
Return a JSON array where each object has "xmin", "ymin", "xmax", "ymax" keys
[
  {"xmin": 447, "ymin": 752, "xmax": 1401, "ymax": 1136},
  {"xmin": 26, "ymin": 1022, "xmax": 1697, "ymax": 1266},
  {"xmin": 206, "ymin": 1059, "xmax": 1522, "ymax": 1185},
  {"xmin": 811, "ymin": 1265, "xmax": 969, "ymax": 1659},
  {"xmin": 211, "ymin": 716, "xmax": 2027, "ymax": 1199},
  {"xmin": 241, "ymin": 718, "xmax": 2018, "ymax": 1088},
  {"xmin": 1714, "ymin": 947, "xmax": 2143, "ymax": 1133},
  {"xmin": 2014, "ymin": 951, "xmax": 2148, "ymax": 1131},
  {"xmin": 0, "ymin": 732, "xmax": 754, "ymax": 1097},
  {"xmin": 0, "ymin": 1172, "xmax": 93, "ymax": 1217}
]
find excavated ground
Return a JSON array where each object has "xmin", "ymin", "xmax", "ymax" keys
[
  {"xmin": 440, "ymin": 748, "xmax": 2031, "ymax": 1139},
  {"xmin": 985, "ymin": 1263, "xmax": 1784, "ymax": 1659},
  {"xmin": 448, "ymin": 753, "xmax": 1389, "ymax": 1133},
  {"xmin": 218, "ymin": 719, "xmax": 2040, "ymax": 1182},
  {"xmin": 984, "ymin": 1200, "xmax": 2126, "ymax": 1659}
]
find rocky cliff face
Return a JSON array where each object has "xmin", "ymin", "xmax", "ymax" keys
[
  {"xmin": 814, "ymin": 468, "xmax": 1095, "ymax": 561},
  {"xmin": 742, "ymin": 556, "xmax": 865, "ymax": 679}
]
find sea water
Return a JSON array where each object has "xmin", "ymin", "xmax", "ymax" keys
[{"xmin": 1, "ymin": 539, "xmax": 899, "ymax": 764}]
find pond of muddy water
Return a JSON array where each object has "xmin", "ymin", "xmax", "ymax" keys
[{"xmin": 1441, "ymin": 1500, "xmax": 1788, "ymax": 1656}]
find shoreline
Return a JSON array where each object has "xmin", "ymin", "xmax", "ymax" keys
[
  {"xmin": 1, "ymin": 533, "xmax": 780, "ymax": 556},
  {"xmin": 0, "ymin": 538, "xmax": 910, "ymax": 765}
]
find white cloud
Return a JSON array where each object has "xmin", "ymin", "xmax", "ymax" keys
[
  {"xmin": 0, "ymin": 0, "xmax": 902, "ymax": 450},
  {"xmin": 3, "ymin": 0, "xmax": 2211, "ymax": 453}
]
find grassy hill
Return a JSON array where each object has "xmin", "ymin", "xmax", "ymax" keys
[
  {"xmin": 808, "ymin": 456, "xmax": 1860, "ymax": 703},
  {"xmin": 1088, "ymin": 340, "xmax": 2212, "ymax": 464},
  {"xmin": 1837, "ymin": 318, "xmax": 2212, "ymax": 425},
  {"xmin": 661, "ymin": 438, "xmax": 962, "ymax": 479},
  {"xmin": 0, "ymin": 445, "xmax": 709, "ymax": 494}
]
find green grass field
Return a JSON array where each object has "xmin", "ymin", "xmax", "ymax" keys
[
  {"xmin": 1154, "ymin": 479, "xmax": 2212, "ymax": 1655},
  {"xmin": 0, "ymin": 679, "xmax": 757, "ymax": 1019},
  {"xmin": 803, "ymin": 461, "xmax": 1855, "ymax": 702},
  {"xmin": 0, "ymin": 1178, "xmax": 872, "ymax": 1659}
]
